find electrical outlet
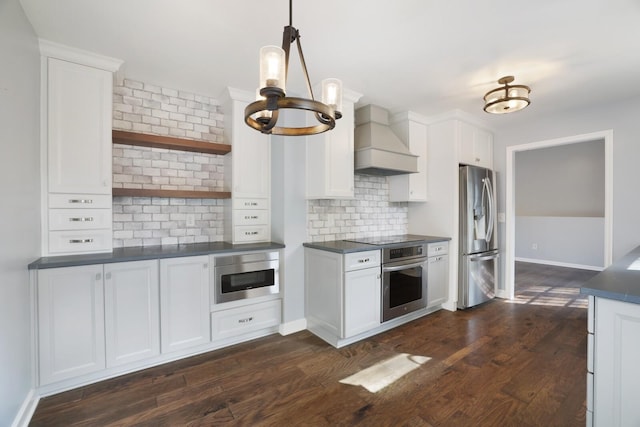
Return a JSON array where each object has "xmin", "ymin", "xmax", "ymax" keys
[
  {"xmin": 531, "ymin": 243, "xmax": 538, "ymax": 250},
  {"xmin": 186, "ymin": 214, "xmax": 195, "ymax": 227},
  {"xmin": 497, "ymin": 212, "xmax": 506, "ymax": 223}
]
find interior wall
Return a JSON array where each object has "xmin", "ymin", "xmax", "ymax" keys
[
  {"xmin": 515, "ymin": 141, "xmax": 605, "ymax": 216},
  {"xmin": 493, "ymin": 96, "xmax": 640, "ymax": 276},
  {"xmin": 0, "ymin": 0, "xmax": 41, "ymax": 424}
]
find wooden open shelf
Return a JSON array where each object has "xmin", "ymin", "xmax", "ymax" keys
[
  {"xmin": 112, "ymin": 130, "xmax": 231, "ymax": 155},
  {"xmin": 113, "ymin": 188, "xmax": 231, "ymax": 199}
]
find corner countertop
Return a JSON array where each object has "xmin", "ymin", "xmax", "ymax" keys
[
  {"xmin": 581, "ymin": 245, "xmax": 640, "ymax": 304},
  {"xmin": 303, "ymin": 234, "xmax": 451, "ymax": 254},
  {"xmin": 28, "ymin": 241, "xmax": 286, "ymax": 270}
]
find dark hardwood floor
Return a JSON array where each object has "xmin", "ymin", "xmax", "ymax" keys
[{"xmin": 31, "ymin": 263, "xmax": 596, "ymax": 426}]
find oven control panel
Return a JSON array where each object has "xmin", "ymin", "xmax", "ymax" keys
[{"xmin": 386, "ymin": 244, "xmax": 426, "ymax": 262}]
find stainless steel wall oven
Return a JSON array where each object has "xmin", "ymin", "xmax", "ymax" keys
[
  {"xmin": 381, "ymin": 243, "xmax": 428, "ymax": 322},
  {"xmin": 213, "ymin": 251, "xmax": 280, "ymax": 303}
]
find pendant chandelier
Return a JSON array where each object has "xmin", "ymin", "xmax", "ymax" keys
[
  {"xmin": 483, "ymin": 76, "xmax": 531, "ymax": 114},
  {"xmin": 244, "ymin": 0, "xmax": 343, "ymax": 136}
]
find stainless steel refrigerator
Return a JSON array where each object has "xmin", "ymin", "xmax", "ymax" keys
[{"xmin": 458, "ymin": 165, "xmax": 499, "ymax": 309}]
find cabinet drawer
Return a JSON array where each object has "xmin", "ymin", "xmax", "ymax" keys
[
  {"xmin": 49, "ymin": 209, "xmax": 112, "ymax": 231},
  {"xmin": 211, "ymin": 299, "xmax": 281, "ymax": 342},
  {"xmin": 49, "ymin": 229, "xmax": 112, "ymax": 254},
  {"xmin": 233, "ymin": 225, "xmax": 269, "ymax": 243},
  {"xmin": 344, "ymin": 250, "xmax": 380, "ymax": 272},
  {"xmin": 428, "ymin": 242, "xmax": 449, "ymax": 256},
  {"xmin": 234, "ymin": 209, "xmax": 269, "ymax": 226},
  {"xmin": 49, "ymin": 193, "xmax": 112, "ymax": 209},
  {"xmin": 233, "ymin": 198, "xmax": 268, "ymax": 210}
]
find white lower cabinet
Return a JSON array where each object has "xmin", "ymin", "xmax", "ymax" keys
[
  {"xmin": 38, "ymin": 265, "xmax": 105, "ymax": 385},
  {"xmin": 104, "ymin": 260, "xmax": 160, "ymax": 367},
  {"xmin": 160, "ymin": 256, "xmax": 211, "ymax": 353},
  {"xmin": 591, "ymin": 297, "xmax": 640, "ymax": 426},
  {"xmin": 305, "ymin": 248, "xmax": 381, "ymax": 346},
  {"xmin": 427, "ymin": 242, "xmax": 449, "ymax": 309},
  {"xmin": 211, "ymin": 299, "xmax": 281, "ymax": 343},
  {"xmin": 344, "ymin": 267, "xmax": 381, "ymax": 338}
]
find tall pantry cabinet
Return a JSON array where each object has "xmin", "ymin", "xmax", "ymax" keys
[
  {"xmin": 39, "ymin": 40, "xmax": 123, "ymax": 256},
  {"xmin": 220, "ymin": 88, "xmax": 272, "ymax": 244}
]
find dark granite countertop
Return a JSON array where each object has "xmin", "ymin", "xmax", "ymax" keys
[
  {"xmin": 28, "ymin": 241, "xmax": 285, "ymax": 270},
  {"xmin": 581, "ymin": 245, "xmax": 640, "ymax": 304},
  {"xmin": 303, "ymin": 234, "xmax": 451, "ymax": 254}
]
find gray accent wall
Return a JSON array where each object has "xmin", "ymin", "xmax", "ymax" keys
[
  {"xmin": 515, "ymin": 140, "xmax": 605, "ymax": 217},
  {"xmin": 0, "ymin": 0, "xmax": 41, "ymax": 424}
]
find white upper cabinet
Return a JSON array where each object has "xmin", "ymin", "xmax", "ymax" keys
[
  {"xmin": 47, "ymin": 57, "xmax": 113, "ymax": 195},
  {"xmin": 306, "ymin": 89, "xmax": 362, "ymax": 199},
  {"xmin": 39, "ymin": 40, "xmax": 122, "ymax": 256},
  {"xmin": 388, "ymin": 111, "xmax": 429, "ymax": 202},
  {"xmin": 221, "ymin": 88, "xmax": 271, "ymax": 244},
  {"xmin": 458, "ymin": 120, "xmax": 493, "ymax": 169},
  {"xmin": 222, "ymin": 88, "xmax": 271, "ymax": 200}
]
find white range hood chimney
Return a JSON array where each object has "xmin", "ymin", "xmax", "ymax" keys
[{"xmin": 354, "ymin": 105, "xmax": 418, "ymax": 176}]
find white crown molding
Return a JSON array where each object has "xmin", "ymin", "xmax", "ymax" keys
[{"xmin": 38, "ymin": 39, "xmax": 123, "ymax": 72}]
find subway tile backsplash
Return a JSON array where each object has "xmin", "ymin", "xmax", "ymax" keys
[
  {"xmin": 307, "ymin": 175, "xmax": 408, "ymax": 242},
  {"xmin": 112, "ymin": 78, "xmax": 226, "ymax": 247}
]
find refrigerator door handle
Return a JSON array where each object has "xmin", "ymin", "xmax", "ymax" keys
[
  {"xmin": 469, "ymin": 252, "xmax": 500, "ymax": 262},
  {"xmin": 485, "ymin": 177, "xmax": 495, "ymax": 244}
]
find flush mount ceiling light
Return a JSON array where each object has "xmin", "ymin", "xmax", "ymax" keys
[
  {"xmin": 244, "ymin": 0, "xmax": 342, "ymax": 136},
  {"xmin": 483, "ymin": 76, "xmax": 531, "ymax": 114}
]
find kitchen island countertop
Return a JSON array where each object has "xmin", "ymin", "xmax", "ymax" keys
[
  {"xmin": 29, "ymin": 241, "xmax": 285, "ymax": 270},
  {"xmin": 303, "ymin": 234, "xmax": 451, "ymax": 254},
  {"xmin": 581, "ymin": 245, "xmax": 640, "ymax": 304}
]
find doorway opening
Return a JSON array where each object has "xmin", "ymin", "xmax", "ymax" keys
[{"xmin": 503, "ymin": 130, "xmax": 613, "ymax": 300}]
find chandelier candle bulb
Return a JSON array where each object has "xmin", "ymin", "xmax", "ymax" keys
[
  {"xmin": 322, "ymin": 78, "xmax": 343, "ymax": 116},
  {"xmin": 259, "ymin": 46, "xmax": 285, "ymax": 93}
]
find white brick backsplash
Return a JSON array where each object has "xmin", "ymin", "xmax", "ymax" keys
[
  {"xmin": 307, "ymin": 175, "xmax": 408, "ymax": 242},
  {"xmin": 113, "ymin": 78, "xmax": 226, "ymax": 248}
]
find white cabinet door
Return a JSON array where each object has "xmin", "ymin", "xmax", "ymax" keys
[
  {"xmin": 459, "ymin": 121, "xmax": 493, "ymax": 169},
  {"xmin": 427, "ymin": 254, "xmax": 449, "ymax": 308},
  {"xmin": 389, "ymin": 114, "xmax": 428, "ymax": 202},
  {"xmin": 104, "ymin": 260, "xmax": 160, "ymax": 367},
  {"xmin": 47, "ymin": 58, "xmax": 112, "ymax": 195},
  {"xmin": 593, "ymin": 297, "xmax": 640, "ymax": 426},
  {"xmin": 160, "ymin": 256, "xmax": 211, "ymax": 353},
  {"xmin": 38, "ymin": 265, "xmax": 105, "ymax": 385},
  {"xmin": 306, "ymin": 97, "xmax": 357, "ymax": 199},
  {"xmin": 344, "ymin": 267, "xmax": 381, "ymax": 338}
]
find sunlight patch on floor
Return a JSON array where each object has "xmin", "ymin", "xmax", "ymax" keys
[{"xmin": 339, "ymin": 353, "xmax": 431, "ymax": 393}]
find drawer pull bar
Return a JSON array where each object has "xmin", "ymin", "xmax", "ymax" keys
[
  {"xmin": 69, "ymin": 217, "xmax": 94, "ymax": 222},
  {"xmin": 358, "ymin": 258, "xmax": 370, "ymax": 263},
  {"xmin": 68, "ymin": 199, "xmax": 93, "ymax": 204},
  {"xmin": 238, "ymin": 317, "xmax": 253, "ymax": 324},
  {"xmin": 69, "ymin": 238, "xmax": 94, "ymax": 244}
]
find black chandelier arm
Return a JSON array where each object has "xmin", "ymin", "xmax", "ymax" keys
[{"xmin": 294, "ymin": 31, "xmax": 316, "ymax": 101}]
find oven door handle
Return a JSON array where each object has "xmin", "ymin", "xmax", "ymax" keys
[{"xmin": 382, "ymin": 260, "xmax": 426, "ymax": 272}]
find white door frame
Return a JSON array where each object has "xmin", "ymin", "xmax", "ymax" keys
[{"xmin": 503, "ymin": 130, "xmax": 613, "ymax": 300}]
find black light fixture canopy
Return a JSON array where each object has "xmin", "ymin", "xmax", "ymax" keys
[
  {"xmin": 483, "ymin": 76, "xmax": 531, "ymax": 114},
  {"xmin": 244, "ymin": 0, "xmax": 342, "ymax": 136}
]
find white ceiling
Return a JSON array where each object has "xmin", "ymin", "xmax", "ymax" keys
[{"xmin": 19, "ymin": 0, "xmax": 640, "ymax": 128}]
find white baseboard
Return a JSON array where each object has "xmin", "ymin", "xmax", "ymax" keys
[
  {"xmin": 279, "ymin": 318, "xmax": 307, "ymax": 336},
  {"xmin": 11, "ymin": 388, "xmax": 39, "ymax": 427},
  {"xmin": 515, "ymin": 257, "xmax": 603, "ymax": 272}
]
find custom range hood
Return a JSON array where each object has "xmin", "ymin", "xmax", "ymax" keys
[{"xmin": 354, "ymin": 105, "xmax": 418, "ymax": 176}]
